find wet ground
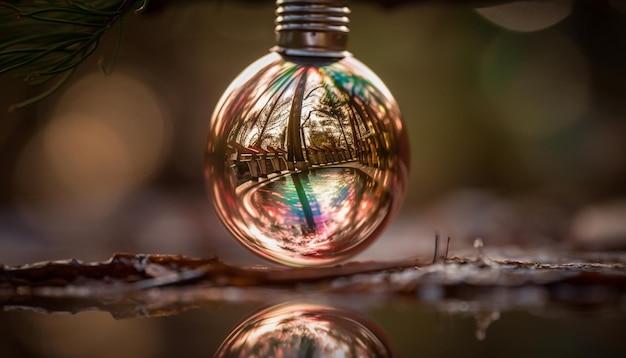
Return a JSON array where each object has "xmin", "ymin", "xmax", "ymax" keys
[
  {"xmin": 1, "ymin": 248, "xmax": 625, "ymax": 357},
  {"xmin": 2, "ymin": 297, "xmax": 625, "ymax": 357}
]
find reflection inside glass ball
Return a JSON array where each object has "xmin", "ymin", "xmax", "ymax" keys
[
  {"xmin": 214, "ymin": 302, "xmax": 395, "ymax": 358},
  {"xmin": 205, "ymin": 52, "xmax": 409, "ymax": 266},
  {"xmin": 244, "ymin": 167, "xmax": 390, "ymax": 257}
]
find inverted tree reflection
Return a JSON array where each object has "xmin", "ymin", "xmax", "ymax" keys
[{"xmin": 224, "ymin": 59, "xmax": 398, "ymax": 179}]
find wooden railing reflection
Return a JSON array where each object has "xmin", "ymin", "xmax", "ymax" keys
[{"xmin": 228, "ymin": 140, "xmax": 384, "ymax": 185}]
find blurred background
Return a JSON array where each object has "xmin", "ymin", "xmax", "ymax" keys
[
  {"xmin": 1, "ymin": 0, "xmax": 626, "ymax": 266},
  {"xmin": 2, "ymin": 1, "xmax": 626, "ymax": 357}
]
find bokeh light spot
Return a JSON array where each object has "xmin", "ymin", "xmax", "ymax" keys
[
  {"xmin": 476, "ymin": 0, "xmax": 572, "ymax": 33},
  {"xmin": 481, "ymin": 31, "xmax": 590, "ymax": 138},
  {"xmin": 13, "ymin": 72, "xmax": 171, "ymax": 231},
  {"xmin": 43, "ymin": 114, "xmax": 132, "ymax": 198}
]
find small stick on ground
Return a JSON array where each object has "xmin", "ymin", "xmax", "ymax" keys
[{"xmin": 432, "ymin": 232, "xmax": 440, "ymax": 264}]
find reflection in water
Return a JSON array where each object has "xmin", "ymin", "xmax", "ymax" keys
[
  {"xmin": 206, "ymin": 53, "xmax": 409, "ymax": 266},
  {"xmin": 215, "ymin": 302, "xmax": 395, "ymax": 358}
]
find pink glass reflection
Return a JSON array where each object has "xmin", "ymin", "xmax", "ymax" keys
[
  {"xmin": 206, "ymin": 53, "xmax": 409, "ymax": 266},
  {"xmin": 215, "ymin": 302, "xmax": 396, "ymax": 358}
]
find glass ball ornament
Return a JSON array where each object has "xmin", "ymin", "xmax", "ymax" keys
[
  {"xmin": 214, "ymin": 302, "xmax": 396, "ymax": 357},
  {"xmin": 205, "ymin": 0, "xmax": 409, "ymax": 266}
]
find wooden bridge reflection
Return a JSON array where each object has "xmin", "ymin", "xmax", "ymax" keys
[{"xmin": 228, "ymin": 141, "xmax": 383, "ymax": 186}]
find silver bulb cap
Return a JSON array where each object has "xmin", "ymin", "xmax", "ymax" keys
[{"xmin": 273, "ymin": 0, "xmax": 351, "ymax": 58}]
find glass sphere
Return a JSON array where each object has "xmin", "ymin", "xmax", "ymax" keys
[
  {"xmin": 205, "ymin": 52, "xmax": 409, "ymax": 266},
  {"xmin": 214, "ymin": 302, "xmax": 395, "ymax": 357}
]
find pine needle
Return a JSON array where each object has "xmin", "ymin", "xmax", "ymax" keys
[{"xmin": 0, "ymin": 0, "xmax": 148, "ymax": 111}]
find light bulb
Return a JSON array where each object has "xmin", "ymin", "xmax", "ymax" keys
[
  {"xmin": 214, "ymin": 302, "xmax": 395, "ymax": 357},
  {"xmin": 205, "ymin": 0, "xmax": 409, "ymax": 266}
]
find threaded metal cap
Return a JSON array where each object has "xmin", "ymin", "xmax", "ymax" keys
[{"xmin": 273, "ymin": 0, "xmax": 351, "ymax": 58}]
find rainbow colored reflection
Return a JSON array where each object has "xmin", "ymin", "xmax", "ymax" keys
[
  {"xmin": 206, "ymin": 52, "xmax": 408, "ymax": 266},
  {"xmin": 240, "ymin": 167, "xmax": 389, "ymax": 261}
]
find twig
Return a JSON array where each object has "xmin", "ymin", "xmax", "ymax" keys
[
  {"xmin": 432, "ymin": 231, "xmax": 440, "ymax": 264},
  {"xmin": 0, "ymin": 253, "xmax": 424, "ymax": 290},
  {"xmin": 1, "ymin": 251, "xmax": 625, "ymax": 319}
]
